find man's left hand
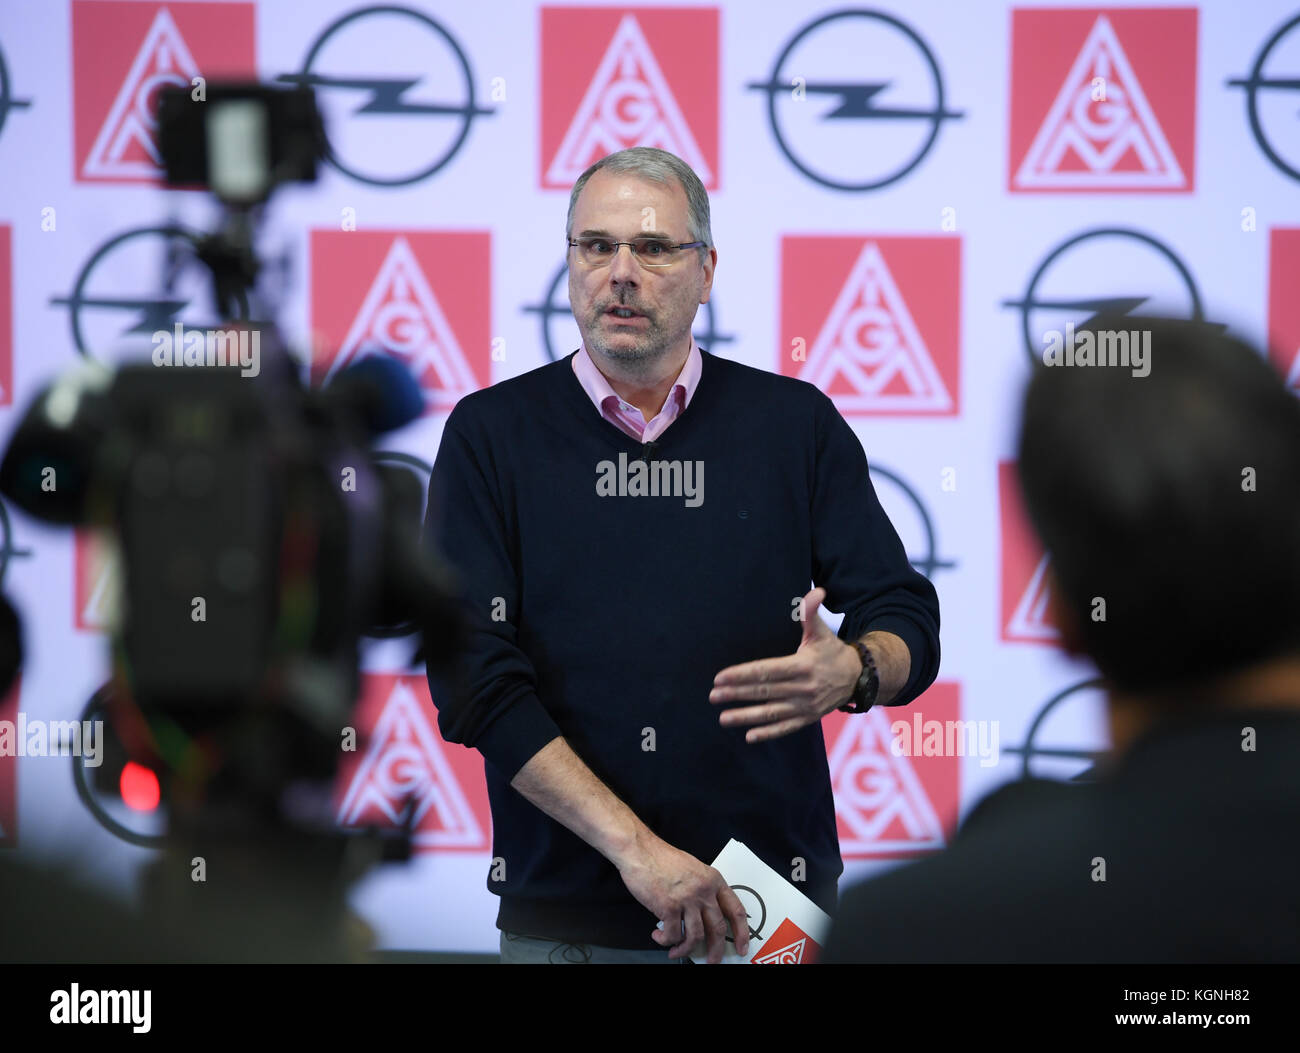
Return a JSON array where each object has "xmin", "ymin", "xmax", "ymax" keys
[{"xmin": 709, "ymin": 587, "xmax": 862, "ymax": 744}]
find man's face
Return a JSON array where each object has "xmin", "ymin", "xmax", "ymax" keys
[{"xmin": 567, "ymin": 169, "xmax": 716, "ymax": 369}]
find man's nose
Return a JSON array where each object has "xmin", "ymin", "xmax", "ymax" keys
[{"xmin": 607, "ymin": 243, "xmax": 641, "ymax": 285}]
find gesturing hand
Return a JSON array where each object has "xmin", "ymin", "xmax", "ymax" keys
[{"xmin": 710, "ymin": 587, "xmax": 861, "ymax": 743}]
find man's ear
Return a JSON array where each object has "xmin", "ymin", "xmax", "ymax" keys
[
  {"xmin": 699, "ymin": 246, "xmax": 717, "ymax": 304},
  {"xmin": 1043, "ymin": 561, "xmax": 1088, "ymax": 657}
]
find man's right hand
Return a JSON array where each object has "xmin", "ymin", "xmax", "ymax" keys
[
  {"xmin": 508, "ymin": 739, "xmax": 751, "ymax": 962},
  {"xmin": 614, "ymin": 833, "xmax": 751, "ymax": 963}
]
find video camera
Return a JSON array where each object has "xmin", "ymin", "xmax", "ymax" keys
[{"xmin": 0, "ymin": 83, "xmax": 464, "ymax": 842}]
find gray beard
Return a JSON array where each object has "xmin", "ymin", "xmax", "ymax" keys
[{"xmin": 584, "ymin": 318, "xmax": 674, "ymax": 377}]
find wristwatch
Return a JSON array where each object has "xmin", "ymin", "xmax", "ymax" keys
[{"xmin": 839, "ymin": 640, "xmax": 879, "ymax": 713}]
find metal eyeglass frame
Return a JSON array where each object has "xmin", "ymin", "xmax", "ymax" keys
[{"xmin": 567, "ymin": 236, "xmax": 707, "ymax": 268}]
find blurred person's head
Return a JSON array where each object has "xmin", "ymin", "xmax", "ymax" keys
[{"xmin": 1017, "ymin": 316, "xmax": 1300, "ymax": 745}]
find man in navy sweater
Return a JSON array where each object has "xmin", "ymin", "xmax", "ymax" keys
[{"xmin": 426, "ymin": 146, "xmax": 940, "ymax": 963}]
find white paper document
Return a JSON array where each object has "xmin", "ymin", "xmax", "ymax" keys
[{"xmin": 686, "ymin": 839, "xmax": 832, "ymax": 964}]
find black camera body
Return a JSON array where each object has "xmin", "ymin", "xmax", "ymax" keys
[{"xmin": 0, "ymin": 81, "xmax": 463, "ymax": 824}]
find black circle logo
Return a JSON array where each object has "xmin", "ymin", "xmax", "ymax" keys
[
  {"xmin": 726, "ymin": 884, "xmax": 767, "ymax": 944},
  {"xmin": 748, "ymin": 9, "xmax": 963, "ymax": 191},
  {"xmin": 365, "ymin": 450, "xmax": 433, "ymax": 641},
  {"xmin": 1003, "ymin": 227, "xmax": 1207, "ymax": 364},
  {"xmin": 72, "ymin": 683, "xmax": 166, "ymax": 848},
  {"xmin": 0, "ymin": 41, "xmax": 32, "ymax": 142},
  {"xmin": 1003, "ymin": 678, "xmax": 1109, "ymax": 781},
  {"xmin": 278, "ymin": 5, "xmax": 494, "ymax": 187},
  {"xmin": 869, "ymin": 463, "xmax": 956, "ymax": 582},
  {"xmin": 1228, "ymin": 13, "xmax": 1300, "ymax": 184},
  {"xmin": 0, "ymin": 497, "xmax": 33, "ymax": 583},
  {"xmin": 50, "ymin": 225, "xmax": 242, "ymax": 362},
  {"xmin": 523, "ymin": 260, "xmax": 734, "ymax": 365}
]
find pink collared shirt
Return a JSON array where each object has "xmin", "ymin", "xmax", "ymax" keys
[{"xmin": 572, "ymin": 341, "xmax": 702, "ymax": 443}]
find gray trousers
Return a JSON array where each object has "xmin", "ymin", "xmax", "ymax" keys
[{"xmin": 498, "ymin": 930, "xmax": 689, "ymax": 964}]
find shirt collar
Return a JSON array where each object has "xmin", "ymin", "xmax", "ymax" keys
[{"xmin": 572, "ymin": 339, "xmax": 702, "ymax": 418}]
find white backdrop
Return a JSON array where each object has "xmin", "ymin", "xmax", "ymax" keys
[{"xmin": 0, "ymin": 0, "xmax": 1297, "ymax": 954}]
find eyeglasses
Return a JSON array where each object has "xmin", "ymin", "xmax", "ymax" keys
[{"xmin": 567, "ymin": 236, "xmax": 707, "ymax": 268}]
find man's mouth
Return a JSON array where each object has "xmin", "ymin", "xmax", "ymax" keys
[{"xmin": 606, "ymin": 306, "xmax": 647, "ymax": 321}]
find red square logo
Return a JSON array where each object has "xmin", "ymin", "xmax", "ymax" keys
[
  {"xmin": 825, "ymin": 681, "xmax": 961, "ymax": 860},
  {"xmin": 310, "ymin": 231, "xmax": 491, "ymax": 415},
  {"xmin": 0, "ymin": 677, "xmax": 20, "ymax": 846},
  {"xmin": 0, "ymin": 226, "xmax": 10, "ymax": 407},
  {"xmin": 72, "ymin": 1, "xmax": 256, "ymax": 185},
  {"xmin": 780, "ymin": 236, "xmax": 960, "ymax": 416},
  {"xmin": 1268, "ymin": 229, "xmax": 1300, "ymax": 392},
  {"xmin": 334, "ymin": 674, "xmax": 492, "ymax": 854},
  {"xmin": 999, "ymin": 461, "xmax": 1060, "ymax": 644},
  {"xmin": 540, "ymin": 6, "xmax": 719, "ymax": 189},
  {"xmin": 1008, "ymin": 8, "xmax": 1197, "ymax": 192}
]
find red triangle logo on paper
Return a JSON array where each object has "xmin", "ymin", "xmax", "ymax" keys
[
  {"xmin": 1015, "ymin": 14, "xmax": 1183, "ymax": 189},
  {"xmin": 752, "ymin": 918, "xmax": 820, "ymax": 964},
  {"xmin": 82, "ymin": 7, "xmax": 202, "ymax": 180},
  {"xmin": 326, "ymin": 236, "xmax": 479, "ymax": 414},
  {"xmin": 827, "ymin": 710, "xmax": 946, "ymax": 853},
  {"xmin": 336, "ymin": 679, "xmax": 485, "ymax": 849},
  {"xmin": 545, "ymin": 14, "xmax": 712, "ymax": 186},
  {"xmin": 800, "ymin": 242, "xmax": 952, "ymax": 413}
]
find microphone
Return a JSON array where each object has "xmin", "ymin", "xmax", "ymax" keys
[
  {"xmin": 320, "ymin": 355, "xmax": 424, "ymax": 437},
  {"xmin": 639, "ymin": 439, "xmax": 659, "ymax": 463}
]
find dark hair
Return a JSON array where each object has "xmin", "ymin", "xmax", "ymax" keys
[{"xmin": 1017, "ymin": 315, "xmax": 1300, "ymax": 694}]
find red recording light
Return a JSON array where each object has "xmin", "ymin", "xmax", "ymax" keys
[{"xmin": 119, "ymin": 761, "xmax": 160, "ymax": 812}]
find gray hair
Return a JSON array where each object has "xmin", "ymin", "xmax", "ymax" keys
[{"xmin": 565, "ymin": 147, "xmax": 713, "ymax": 260}]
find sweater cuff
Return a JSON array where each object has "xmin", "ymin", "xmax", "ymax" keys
[
  {"xmin": 473, "ymin": 693, "xmax": 565, "ymax": 782},
  {"xmin": 859, "ymin": 614, "xmax": 931, "ymax": 706}
]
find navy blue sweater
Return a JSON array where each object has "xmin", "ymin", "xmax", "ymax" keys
[{"xmin": 425, "ymin": 349, "xmax": 940, "ymax": 948}]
